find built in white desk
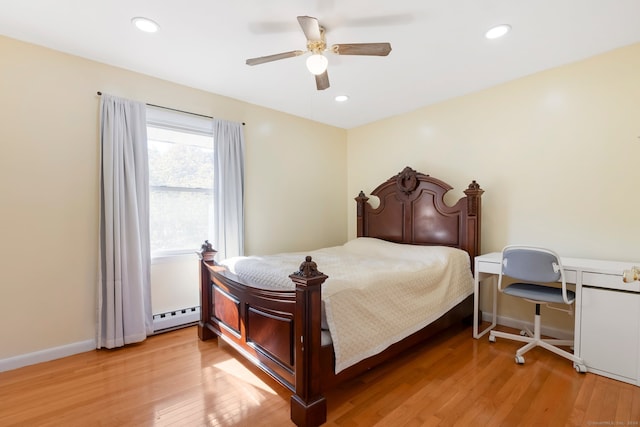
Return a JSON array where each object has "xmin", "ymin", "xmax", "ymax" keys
[{"xmin": 474, "ymin": 252, "xmax": 640, "ymax": 386}]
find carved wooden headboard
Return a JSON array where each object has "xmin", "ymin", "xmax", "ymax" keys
[{"xmin": 355, "ymin": 166, "xmax": 484, "ymax": 262}]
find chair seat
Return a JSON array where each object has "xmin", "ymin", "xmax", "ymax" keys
[{"xmin": 503, "ymin": 283, "xmax": 575, "ymax": 304}]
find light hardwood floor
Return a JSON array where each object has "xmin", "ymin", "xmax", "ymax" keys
[{"xmin": 1, "ymin": 324, "xmax": 638, "ymax": 426}]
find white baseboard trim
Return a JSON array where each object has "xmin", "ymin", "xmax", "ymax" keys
[
  {"xmin": 152, "ymin": 306, "xmax": 200, "ymax": 334},
  {"xmin": 0, "ymin": 339, "xmax": 96, "ymax": 373},
  {"xmin": 482, "ymin": 312, "xmax": 574, "ymax": 340}
]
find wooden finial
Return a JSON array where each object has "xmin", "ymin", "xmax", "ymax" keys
[{"xmin": 292, "ymin": 256, "xmax": 323, "ymax": 278}]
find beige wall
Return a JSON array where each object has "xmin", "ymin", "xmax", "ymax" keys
[
  {"xmin": 0, "ymin": 36, "xmax": 347, "ymax": 360},
  {"xmin": 348, "ymin": 43, "xmax": 640, "ymax": 327}
]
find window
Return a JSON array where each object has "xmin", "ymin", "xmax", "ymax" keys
[{"xmin": 147, "ymin": 106, "xmax": 214, "ymax": 257}]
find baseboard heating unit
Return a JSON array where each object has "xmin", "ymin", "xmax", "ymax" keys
[{"xmin": 153, "ymin": 306, "xmax": 200, "ymax": 334}]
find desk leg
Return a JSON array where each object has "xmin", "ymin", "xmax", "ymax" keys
[{"xmin": 473, "ymin": 273, "xmax": 498, "ymax": 339}]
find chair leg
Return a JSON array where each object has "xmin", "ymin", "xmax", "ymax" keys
[
  {"xmin": 490, "ymin": 305, "xmax": 586, "ymax": 372},
  {"xmin": 515, "ymin": 340, "xmax": 537, "ymax": 357},
  {"xmin": 490, "ymin": 329, "xmax": 534, "ymax": 344},
  {"xmin": 516, "ymin": 312, "xmax": 542, "ymax": 357}
]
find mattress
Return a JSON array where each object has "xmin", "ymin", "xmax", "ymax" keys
[{"xmin": 221, "ymin": 237, "xmax": 474, "ymax": 373}]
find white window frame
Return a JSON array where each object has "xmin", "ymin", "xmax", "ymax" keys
[{"xmin": 146, "ymin": 106, "xmax": 214, "ymax": 260}]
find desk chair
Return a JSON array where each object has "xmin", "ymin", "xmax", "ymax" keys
[{"xmin": 488, "ymin": 245, "xmax": 587, "ymax": 373}]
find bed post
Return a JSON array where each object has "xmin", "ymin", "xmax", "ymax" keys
[
  {"xmin": 197, "ymin": 241, "xmax": 217, "ymax": 341},
  {"xmin": 463, "ymin": 181, "xmax": 484, "ymax": 267},
  {"xmin": 355, "ymin": 190, "xmax": 369, "ymax": 237},
  {"xmin": 289, "ymin": 256, "xmax": 328, "ymax": 427}
]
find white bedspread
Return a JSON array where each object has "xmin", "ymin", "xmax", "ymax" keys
[{"xmin": 221, "ymin": 238, "xmax": 474, "ymax": 373}]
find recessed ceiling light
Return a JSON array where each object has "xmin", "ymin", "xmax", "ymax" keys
[
  {"xmin": 485, "ymin": 24, "xmax": 511, "ymax": 39},
  {"xmin": 132, "ymin": 17, "xmax": 160, "ymax": 33},
  {"xmin": 335, "ymin": 95, "xmax": 349, "ymax": 102}
]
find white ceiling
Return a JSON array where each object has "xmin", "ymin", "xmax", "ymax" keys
[{"xmin": 2, "ymin": 0, "xmax": 640, "ymax": 129}]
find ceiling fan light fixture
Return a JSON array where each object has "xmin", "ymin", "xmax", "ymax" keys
[
  {"xmin": 245, "ymin": 15, "xmax": 391, "ymax": 91},
  {"xmin": 306, "ymin": 54, "xmax": 328, "ymax": 75},
  {"xmin": 132, "ymin": 17, "xmax": 160, "ymax": 33},
  {"xmin": 485, "ymin": 24, "xmax": 511, "ymax": 39}
]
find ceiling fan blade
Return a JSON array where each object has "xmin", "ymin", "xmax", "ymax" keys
[
  {"xmin": 297, "ymin": 15, "xmax": 322, "ymax": 41},
  {"xmin": 315, "ymin": 71, "xmax": 330, "ymax": 90},
  {"xmin": 246, "ymin": 50, "xmax": 305, "ymax": 66},
  {"xmin": 331, "ymin": 43, "xmax": 392, "ymax": 56}
]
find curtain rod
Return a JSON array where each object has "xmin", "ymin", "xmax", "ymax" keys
[{"xmin": 96, "ymin": 91, "xmax": 245, "ymax": 125}]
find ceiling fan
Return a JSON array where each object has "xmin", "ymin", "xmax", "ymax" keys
[{"xmin": 245, "ymin": 15, "xmax": 392, "ymax": 91}]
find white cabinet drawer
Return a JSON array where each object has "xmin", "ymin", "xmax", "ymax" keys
[
  {"xmin": 477, "ymin": 260, "xmax": 500, "ymax": 275},
  {"xmin": 582, "ymin": 271, "xmax": 640, "ymax": 293}
]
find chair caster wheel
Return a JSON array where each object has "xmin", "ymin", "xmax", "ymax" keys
[
  {"xmin": 575, "ymin": 364, "xmax": 587, "ymax": 373},
  {"xmin": 515, "ymin": 355, "xmax": 525, "ymax": 364},
  {"xmin": 489, "ymin": 334, "xmax": 496, "ymax": 343},
  {"xmin": 519, "ymin": 330, "xmax": 527, "ymax": 336}
]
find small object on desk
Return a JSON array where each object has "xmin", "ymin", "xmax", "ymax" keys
[{"xmin": 623, "ymin": 266, "xmax": 640, "ymax": 283}]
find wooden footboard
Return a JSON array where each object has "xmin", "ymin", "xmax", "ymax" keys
[{"xmin": 198, "ymin": 250, "xmax": 327, "ymax": 426}]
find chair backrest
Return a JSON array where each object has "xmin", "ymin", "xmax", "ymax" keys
[{"xmin": 501, "ymin": 246, "xmax": 562, "ymax": 283}]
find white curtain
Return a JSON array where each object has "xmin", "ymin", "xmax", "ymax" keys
[
  {"xmin": 97, "ymin": 94, "xmax": 152, "ymax": 349},
  {"xmin": 213, "ymin": 119, "xmax": 245, "ymax": 261}
]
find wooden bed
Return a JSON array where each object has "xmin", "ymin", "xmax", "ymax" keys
[{"xmin": 197, "ymin": 166, "xmax": 483, "ymax": 426}]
